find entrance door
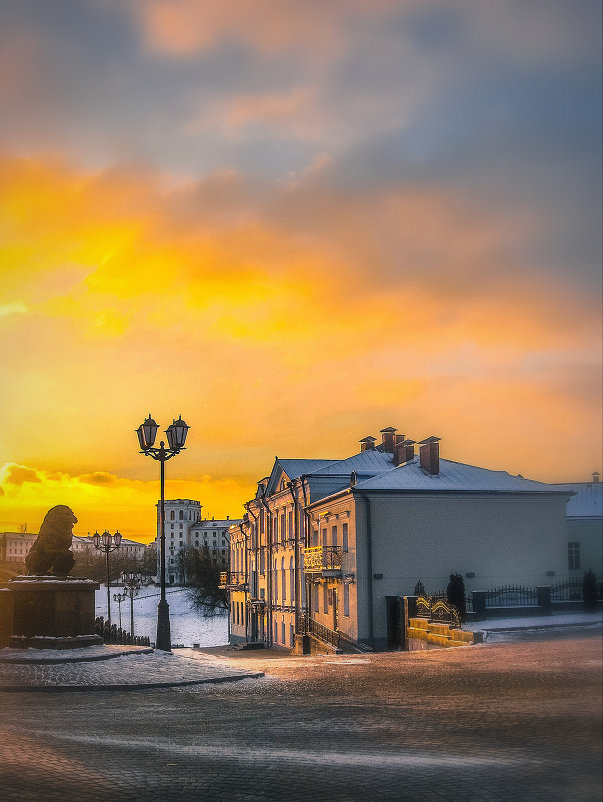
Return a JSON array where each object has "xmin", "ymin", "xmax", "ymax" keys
[{"xmin": 333, "ymin": 589, "xmax": 338, "ymax": 631}]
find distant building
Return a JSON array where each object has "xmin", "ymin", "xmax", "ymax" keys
[
  {"xmin": 0, "ymin": 533, "xmax": 37, "ymax": 563},
  {"xmin": 1, "ymin": 532, "xmax": 147, "ymax": 564},
  {"xmin": 155, "ymin": 498, "xmax": 241, "ymax": 584},
  {"xmin": 72, "ymin": 534, "xmax": 147, "ymax": 561},
  {"xmin": 555, "ymin": 473, "xmax": 602, "ymax": 576}
]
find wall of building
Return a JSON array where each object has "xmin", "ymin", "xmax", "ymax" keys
[
  {"xmin": 355, "ymin": 492, "xmax": 570, "ymax": 649},
  {"xmin": 567, "ymin": 518, "xmax": 603, "ymax": 577}
]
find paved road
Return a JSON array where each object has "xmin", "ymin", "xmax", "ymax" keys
[{"xmin": 1, "ymin": 627, "xmax": 601, "ymax": 801}]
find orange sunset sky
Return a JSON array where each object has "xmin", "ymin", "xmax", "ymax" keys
[{"xmin": 1, "ymin": 1, "xmax": 601, "ymax": 542}]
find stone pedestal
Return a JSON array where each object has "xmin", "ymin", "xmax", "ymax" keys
[{"xmin": 8, "ymin": 575, "xmax": 102, "ymax": 649}]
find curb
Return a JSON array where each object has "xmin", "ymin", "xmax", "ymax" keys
[
  {"xmin": 480, "ymin": 620, "xmax": 602, "ymax": 635},
  {"xmin": 0, "ymin": 648, "xmax": 154, "ymax": 666},
  {"xmin": 0, "ymin": 670, "xmax": 265, "ymax": 693}
]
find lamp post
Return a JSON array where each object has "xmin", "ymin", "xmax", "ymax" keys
[
  {"xmin": 121, "ymin": 571, "xmax": 144, "ymax": 639},
  {"xmin": 92, "ymin": 530, "xmax": 122, "ymax": 628},
  {"xmin": 113, "ymin": 590, "xmax": 127, "ymax": 630},
  {"xmin": 136, "ymin": 413, "xmax": 190, "ymax": 652}
]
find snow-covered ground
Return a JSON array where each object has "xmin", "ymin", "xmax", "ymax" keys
[
  {"xmin": 95, "ymin": 585, "xmax": 229, "ymax": 647},
  {"xmin": 475, "ymin": 611, "xmax": 602, "ymax": 631}
]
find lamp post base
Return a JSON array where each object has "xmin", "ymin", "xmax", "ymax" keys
[{"xmin": 156, "ymin": 599, "xmax": 171, "ymax": 652}]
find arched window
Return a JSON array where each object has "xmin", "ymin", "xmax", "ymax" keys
[
  {"xmin": 179, "ymin": 510, "xmax": 183, "ymax": 521},
  {"xmin": 281, "ymin": 557, "xmax": 286, "ymax": 601},
  {"xmin": 289, "ymin": 556, "xmax": 294, "ymax": 602},
  {"xmin": 170, "ymin": 511, "xmax": 175, "ymax": 521},
  {"xmin": 273, "ymin": 559, "xmax": 278, "ymax": 601}
]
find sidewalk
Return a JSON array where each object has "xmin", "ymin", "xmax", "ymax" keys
[
  {"xmin": 474, "ymin": 610, "xmax": 603, "ymax": 634},
  {"xmin": 0, "ymin": 644, "xmax": 263, "ymax": 692}
]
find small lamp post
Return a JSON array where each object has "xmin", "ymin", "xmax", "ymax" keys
[
  {"xmin": 136, "ymin": 413, "xmax": 189, "ymax": 651},
  {"xmin": 92, "ymin": 529, "xmax": 122, "ymax": 628},
  {"xmin": 113, "ymin": 590, "xmax": 127, "ymax": 630},
  {"xmin": 121, "ymin": 571, "xmax": 144, "ymax": 639}
]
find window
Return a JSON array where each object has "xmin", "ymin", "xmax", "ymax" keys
[
  {"xmin": 342, "ymin": 523, "xmax": 348, "ymax": 553},
  {"xmin": 323, "ymin": 584, "xmax": 329, "ymax": 613},
  {"xmin": 179, "ymin": 523, "xmax": 183, "ymax": 530},
  {"xmin": 290, "ymin": 623, "xmax": 294, "ymax": 648},
  {"xmin": 313, "ymin": 586, "xmax": 319, "ymax": 612},
  {"xmin": 289, "ymin": 557, "xmax": 294, "ymax": 602},
  {"xmin": 281, "ymin": 619, "xmax": 285, "ymax": 644},
  {"xmin": 274, "ymin": 559, "xmax": 278, "ymax": 601},
  {"xmin": 170, "ymin": 511, "xmax": 175, "ymax": 521},
  {"xmin": 331, "ymin": 525, "xmax": 337, "ymax": 547},
  {"xmin": 568, "ymin": 542, "xmax": 580, "ymax": 570},
  {"xmin": 288, "ymin": 511, "xmax": 293, "ymax": 540},
  {"xmin": 280, "ymin": 513, "xmax": 286, "ymax": 544},
  {"xmin": 281, "ymin": 557, "xmax": 286, "ymax": 601},
  {"xmin": 344, "ymin": 582, "xmax": 350, "ymax": 616},
  {"xmin": 179, "ymin": 510, "xmax": 183, "ymax": 521},
  {"xmin": 321, "ymin": 528, "xmax": 327, "ymax": 546}
]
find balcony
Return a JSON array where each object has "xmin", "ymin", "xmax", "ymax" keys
[
  {"xmin": 304, "ymin": 546, "xmax": 342, "ymax": 576},
  {"xmin": 219, "ymin": 571, "xmax": 248, "ymax": 590}
]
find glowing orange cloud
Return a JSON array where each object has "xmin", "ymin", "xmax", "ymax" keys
[{"xmin": 0, "ymin": 155, "xmax": 600, "ymax": 538}]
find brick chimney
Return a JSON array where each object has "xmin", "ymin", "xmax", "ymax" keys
[
  {"xmin": 394, "ymin": 439, "xmax": 415, "ymax": 466},
  {"xmin": 380, "ymin": 427, "xmax": 397, "ymax": 453},
  {"xmin": 419, "ymin": 436, "xmax": 440, "ymax": 475},
  {"xmin": 359, "ymin": 436, "xmax": 376, "ymax": 452}
]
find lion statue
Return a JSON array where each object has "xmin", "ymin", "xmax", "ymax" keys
[{"xmin": 25, "ymin": 505, "xmax": 77, "ymax": 576}]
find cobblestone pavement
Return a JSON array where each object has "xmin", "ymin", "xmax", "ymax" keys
[
  {"xmin": 0, "ymin": 627, "xmax": 601, "ymax": 801},
  {"xmin": 0, "ymin": 648, "xmax": 263, "ymax": 690}
]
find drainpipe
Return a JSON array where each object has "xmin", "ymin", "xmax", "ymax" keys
[
  {"xmin": 353, "ymin": 490, "xmax": 374, "ymax": 649},
  {"xmin": 245, "ymin": 503, "xmax": 259, "ymax": 643},
  {"xmin": 287, "ymin": 479, "xmax": 301, "ymax": 631},
  {"xmin": 238, "ymin": 521, "xmax": 248, "ymax": 643},
  {"xmin": 301, "ymin": 476, "xmax": 312, "ymax": 619},
  {"xmin": 260, "ymin": 492, "xmax": 273, "ymax": 646}
]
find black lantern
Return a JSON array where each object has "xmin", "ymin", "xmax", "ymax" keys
[
  {"xmin": 101, "ymin": 530, "xmax": 112, "ymax": 548},
  {"xmin": 92, "ymin": 531, "xmax": 101, "ymax": 548},
  {"xmin": 136, "ymin": 414, "xmax": 159, "ymax": 451},
  {"xmin": 114, "ymin": 530, "xmax": 122, "ymax": 547},
  {"xmin": 165, "ymin": 416, "xmax": 190, "ymax": 451}
]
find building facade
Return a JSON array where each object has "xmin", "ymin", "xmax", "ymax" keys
[
  {"xmin": 556, "ymin": 473, "xmax": 602, "ymax": 576},
  {"xmin": 156, "ymin": 498, "xmax": 240, "ymax": 584},
  {"xmin": 1, "ymin": 532, "xmax": 148, "ymax": 564},
  {"xmin": 225, "ymin": 427, "xmax": 575, "ymax": 652}
]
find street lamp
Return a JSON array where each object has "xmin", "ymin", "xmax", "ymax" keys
[
  {"xmin": 136, "ymin": 413, "xmax": 190, "ymax": 651},
  {"xmin": 121, "ymin": 571, "xmax": 144, "ymax": 639},
  {"xmin": 113, "ymin": 590, "xmax": 127, "ymax": 629},
  {"xmin": 92, "ymin": 529, "xmax": 122, "ymax": 628}
]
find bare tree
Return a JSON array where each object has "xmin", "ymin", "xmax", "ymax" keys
[{"xmin": 180, "ymin": 546, "xmax": 228, "ymax": 616}]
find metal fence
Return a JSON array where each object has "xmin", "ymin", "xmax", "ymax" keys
[
  {"xmin": 94, "ymin": 616, "xmax": 151, "ymax": 647},
  {"xmin": 484, "ymin": 585, "xmax": 538, "ymax": 607},
  {"xmin": 550, "ymin": 578, "xmax": 583, "ymax": 601}
]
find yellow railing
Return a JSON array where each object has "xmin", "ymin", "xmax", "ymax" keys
[{"xmin": 304, "ymin": 546, "xmax": 342, "ymax": 573}]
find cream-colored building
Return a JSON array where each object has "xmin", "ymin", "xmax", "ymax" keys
[
  {"xmin": 1, "ymin": 532, "xmax": 147, "ymax": 564},
  {"xmin": 225, "ymin": 427, "xmax": 574, "ymax": 652},
  {"xmin": 156, "ymin": 498, "xmax": 239, "ymax": 584}
]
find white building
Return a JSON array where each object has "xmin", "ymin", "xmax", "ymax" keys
[
  {"xmin": 1, "ymin": 532, "xmax": 147, "ymax": 564},
  {"xmin": 156, "ymin": 498, "xmax": 241, "ymax": 584}
]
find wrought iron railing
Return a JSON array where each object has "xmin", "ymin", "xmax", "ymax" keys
[
  {"xmin": 415, "ymin": 595, "xmax": 461, "ymax": 628},
  {"xmin": 219, "ymin": 571, "xmax": 247, "ymax": 588},
  {"xmin": 485, "ymin": 585, "xmax": 538, "ymax": 606},
  {"xmin": 304, "ymin": 546, "xmax": 342, "ymax": 572},
  {"xmin": 551, "ymin": 579, "xmax": 582, "ymax": 601}
]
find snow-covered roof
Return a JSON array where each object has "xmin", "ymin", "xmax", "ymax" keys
[
  {"xmin": 555, "ymin": 482, "xmax": 602, "ymax": 518},
  {"xmin": 312, "ymin": 449, "xmax": 394, "ymax": 476},
  {"xmin": 276, "ymin": 459, "xmax": 336, "ymax": 481},
  {"xmin": 352, "ymin": 457, "xmax": 570, "ymax": 494}
]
